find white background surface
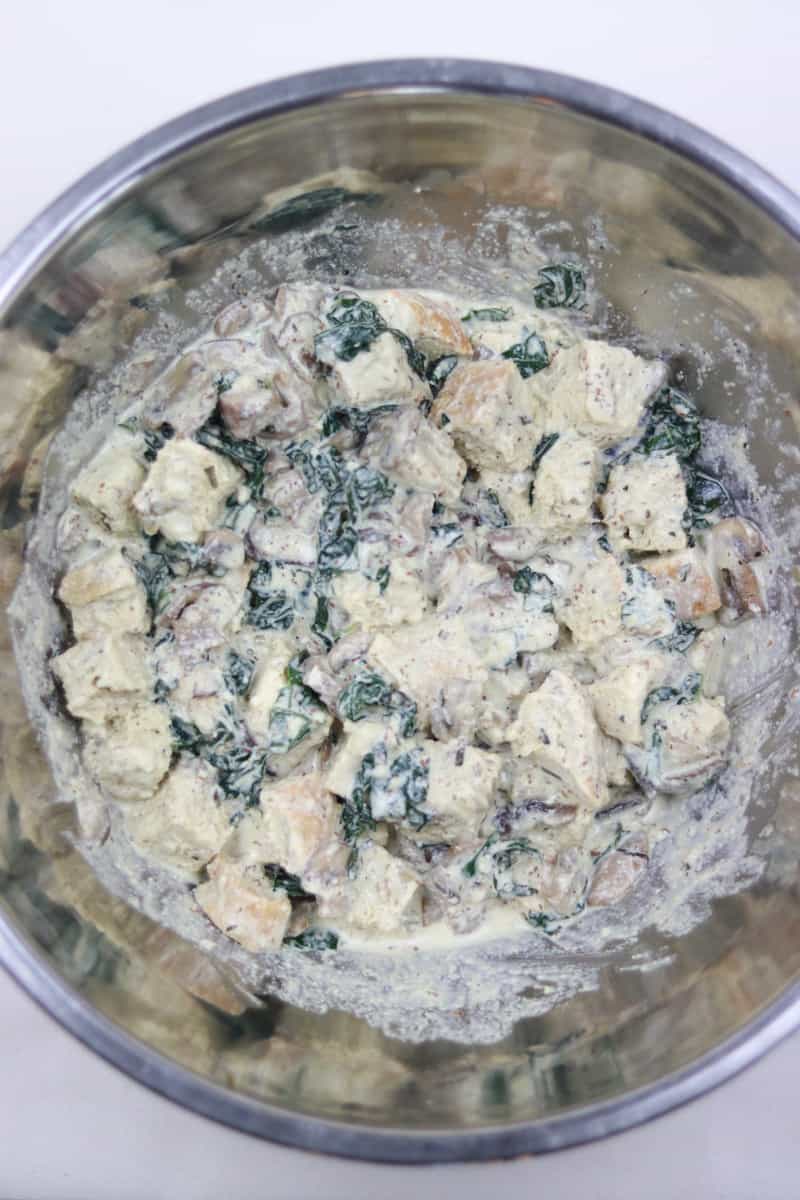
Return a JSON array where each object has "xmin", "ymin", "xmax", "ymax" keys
[{"xmin": 2, "ymin": 1, "xmax": 799, "ymax": 1195}]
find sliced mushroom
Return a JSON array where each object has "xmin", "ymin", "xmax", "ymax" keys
[
  {"xmin": 588, "ymin": 834, "xmax": 649, "ymax": 907},
  {"xmin": 142, "ymin": 339, "xmax": 247, "ymax": 435},
  {"xmin": 246, "ymin": 518, "xmax": 317, "ymax": 566},
  {"xmin": 705, "ymin": 517, "xmax": 769, "ymax": 621},
  {"xmin": 213, "ymin": 298, "xmax": 273, "ymax": 338},
  {"xmin": 300, "ymin": 654, "xmax": 341, "ymax": 708},
  {"xmin": 202, "ymin": 529, "xmax": 245, "ymax": 572},
  {"xmin": 487, "ymin": 526, "xmax": 545, "ymax": 562},
  {"xmin": 327, "ymin": 631, "xmax": 371, "ymax": 672},
  {"xmin": 645, "ymin": 547, "xmax": 721, "ymax": 620}
]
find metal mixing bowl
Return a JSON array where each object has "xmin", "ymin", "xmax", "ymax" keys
[{"xmin": 1, "ymin": 60, "xmax": 800, "ymax": 1163}]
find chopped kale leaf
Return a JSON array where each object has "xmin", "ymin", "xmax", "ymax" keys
[
  {"xmin": 426, "ymin": 355, "xmax": 458, "ymax": 398},
  {"xmin": 528, "ymin": 432, "xmax": 560, "ymax": 503},
  {"xmin": 639, "ymin": 387, "xmax": 701, "ymax": 463},
  {"xmin": 461, "ymin": 306, "xmax": 512, "ymax": 322},
  {"xmin": 336, "ymin": 670, "xmax": 417, "ymax": 737},
  {"xmin": 283, "ymin": 928, "xmax": 339, "ymax": 951},
  {"xmin": 533, "ymin": 264, "xmax": 586, "ymax": 310},
  {"xmin": 251, "ymin": 187, "xmax": 377, "ymax": 236},
  {"xmin": 641, "ymin": 672, "xmax": 702, "ymax": 724},
  {"xmin": 652, "ymin": 620, "xmax": 701, "ymax": 654},
  {"xmin": 265, "ymin": 864, "xmax": 313, "ymax": 899},
  {"xmin": 224, "ymin": 651, "xmax": 255, "ymax": 696},
  {"xmin": 502, "ymin": 331, "xmax": 550, "ymax": 379}
]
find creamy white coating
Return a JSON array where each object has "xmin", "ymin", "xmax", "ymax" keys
[{"xmin": 38, "ymin": 275, "xmax": 776, "ymax": 960}]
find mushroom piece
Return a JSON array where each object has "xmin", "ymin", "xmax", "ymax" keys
[
  {"xmin": 705, "ymin": 517, "xmax": 769, "ymax": 622},
  {"xmin": 487, "ymin": 526, "xmax": 545, "ymax": 563},
  {"xmin": 587, "ymin": 833, "xmax": 649, "ymax": 907}
]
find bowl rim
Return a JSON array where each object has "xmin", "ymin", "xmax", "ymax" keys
[{"xmin": 2, "ymin": 58, "xmax": 800, "ymax": 1163}]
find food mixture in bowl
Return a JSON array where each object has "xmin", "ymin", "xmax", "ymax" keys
[{"xmin": 47, "ymin": 274, "xmax": 772, "ymax": 954}]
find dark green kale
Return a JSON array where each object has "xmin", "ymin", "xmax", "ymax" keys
[
  {"xmin": 462, "ymin": 835, "xmax": 540, "ymax": 899},
  {"xmin": 245, "ymin": 565, "xmax": 295, "ymax": 631},
  {"xmin": 426, "ymin": 355, "xmax": 458, "ymax": 398},
  {"xmin": 317, "ymin": 494, "xmax": 359, "ymax": 571},
  {"xmin": 533, "ymin": 264, "xmax": 586, "ymax": 310},
  {"xmin": 266, "ymin": 679, "xmax": 325, "ymax": 756},
  {"xmin": 512, "ymin": 566, "xmax": 554, "ymax": 609},
  {"xmin": 429, "ymin": 521, "xmax": 464, "ymax": 549},
  {"xmin": 462, "ymin": 835, "xmax": 497, "ymax": 879},
  {"xmin": 251, "ymin": 186, "xmax": 377, "ymax": 236},
  {"xmin": 170, "ymin": 712, "xmax": 267, "ymax": 810},
  {"xmin": 376, "ymin": 564, "xmax": 391, "ymax": 594},
  {"xmin": 349, "ymin": 465, "xmax": 395, "ymax": 508},
  {"xmin": 195, "ymin": 413, "xmax": 268, "ymax": 497},
  {"xmin": 491, "ymin": 838, "xmax": 541, "ymax": 899},
  {"xmin": 639, "ymin": 387, "xmax": 701, "ymax": 463},
  {"xmin": 130, "ymin": 548, "xmax": 173, "ymax": 619},
  {"xmin": 392, "ymin": 330, "xmax": 427, "ymax": 378},
  {"xmin": 640, "ymin": 672, "xmax": 702, "ymax": 724},
  {"xmin": 170, "ymin": 715, "xmax": 207, "ymax": 755},
  {"xmin": 684, "ymin": 466, "xmax": 734, "ymax": 529},
  {"xmin": 314, "ymin": 293, "xmax": 427, "ymax": 378},
  {"xmin": 502, "ymin": 331, "xmax": 550, "ymax": 379},
  {"xmin": 320, "ymin": 404, "xmax": 398, "ymax": 445},
  {"xmin": 461, "ymin": 306, "xmax": 512, "ymax": 322},
  {"xmin": 224, "ymin": 651, "xmax": 255, "ymax": 696},
  {"xmin": 652, "ymin": 620, "xmax": 701, "ymax": 654},
  {"xmin": 311, "ymin": 593, "xmax": 331, "ymax": 647},
  {"xmin": 286, "ymin": 441, "xmax": 393, "ymax": 572},
  {"xmin": 214, "ymin": 370, "xmax": 238, "ymax": 397},
  {"xmin": 340, "ymin": 751, "xmax": 379, "ymax": 849},
  {"xmin": 282, "ymin": 928, "xmax": 339, "ymax": 951},
  {"xmin": 479, "ymin": 489, "xmax": 509, "ymax": 528},
  {"xmin": 525, "ymin": 898, "xmax": 587, "ymax": 936},
  {"xmin": 374, "ymin": 749, "xmax": 430, "ymax": 830},
  {"xmin": 336, "ymin": 670, "xmax": 417, "ymax": 737},
  {"xmin": 142, "ymin": 422, "xmax": 175, "ymax": 462},
  {"xmin": 525, "ymin": 911, "xmax": 561, "ymax": 935},
  {"xmin": 528, "ymin": 432, "xmax": 560, "ymax": 504},
  {"xmin": 337, "ymin": 671, "xmax": 393, "ymax": 722},
  {"xmin": 264, "ymin": 865, "xmax": 313, "ymax": 900},
  {"xmin": 286, "ymin": 441, "xmax": 347, "ymax": 494}
]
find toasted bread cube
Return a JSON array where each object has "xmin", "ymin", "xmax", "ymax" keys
[
  {"xmin": 368, "ymin": 616, "xmax": 488, "ymax": 725},
  {"xmin": 544, "ymin": 341, "xmax": 665, "ymax": 447},
  {"xmin": 58, "ymin": 547, "xmax": 148, "ymax": 638},
  {"xmin": 244, "ymin": 638, "xmax": 295, "ymax": 741},
  {"xmin": 230, "ymin": 772, "xmax": 340, "ymax": 877},
  {"xmin": 589, "ymin": 654, "xmax": 669, "ymax": 745},
  {"xmin": 316, "ymin": 842, "xmax": 421, "ymax": 936},
  {"xmin": 531, "ymin": 431, "xmax": 599, "ymax": 529},
  {"xmin": 327, "ymin": 331, "xmax": 429, "ymax": 409},
  {"xmin": 510, "ymin": 670, "xmax": 608, "ymax": 810},
  {"xmin": 333, "ymin": 560, "xmax": 429, "ymax": 633},
  {"xmin": 52, "ymin": 634, "xmax": 152, "ymax": 722},
  {"xmin": 431, "ymin": 360, "xmax": 537, "ymax": 471},
  {"xmin": 125, "ymin": 757, "xmax": 228, "ymax": 876},
  {"xmin": 366, "ymin": 289, "xmax": 473, "ymax": 358},
  {"xmin": 71, "ymin": 432, "xmax": 145, "ymax": 534},
  {"xmin": 645, "ymin": 547, "xmax": 721, "ymax": 620},
  {"xmin": 422, "ymin": 742, "xmax": 501, "ymax": 839},
  {"xmin": 601, "ymin": 454, "xmax": 688, "ymax": 553},
  {"xmin": 558, "ymin": 556, "xmax": 625, "ymax": 649},
  {"xmin": 195, "ymin": 858, "xmax": 291, "ymax": 952},
  {"xmin": 324, "ymin": 721, "xmax": 391, "ymax": 799},
  {"xmin": 361, "ymin": 406, "xmax": 466, "ymax": 505},
  {"xmin": 133, "ymin": 439, "xmax": 241, "ymax": 542},
  {"xmin": 83, "ymin": 702, "xmax": 172, "ymax": 802}
]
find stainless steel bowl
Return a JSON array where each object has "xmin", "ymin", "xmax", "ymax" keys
[{"xmin": 1, "ymin": 60, "xmax": 800, "ymax": 1163}]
